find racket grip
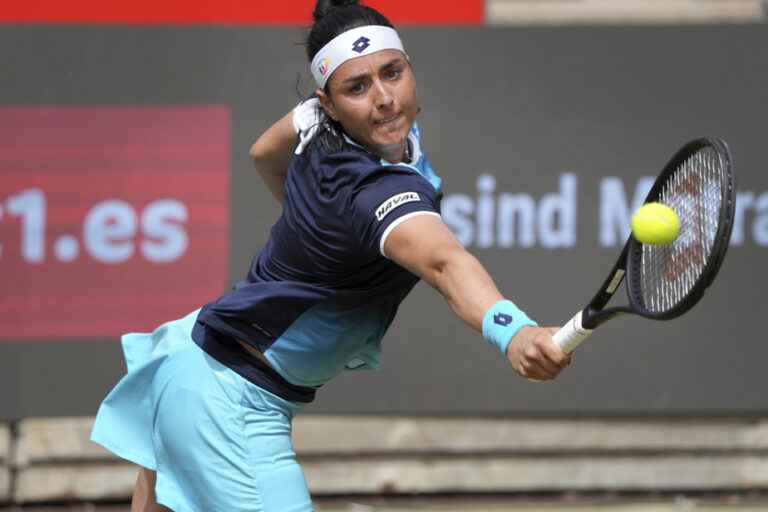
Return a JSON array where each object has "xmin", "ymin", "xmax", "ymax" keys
[{"xmin": 553, "ymin": 311, "xmax": 593, "ymax": 354}]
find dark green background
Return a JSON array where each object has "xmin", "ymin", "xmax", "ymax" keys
[{"xmin": 1, "ymin": 25, "xmax": 766, "ymax": 418}]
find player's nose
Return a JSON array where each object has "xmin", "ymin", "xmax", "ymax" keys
[{"xmin": 372, "ymin": 79, "xmax": 394, "ymax": 110}]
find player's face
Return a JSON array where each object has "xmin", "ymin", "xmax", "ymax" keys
[{"xmin": 318, "ymin": 49, "xmax": 418, "ymax": 163}]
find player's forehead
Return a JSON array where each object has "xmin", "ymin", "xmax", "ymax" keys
[{"xmin": 329, "ymin": 49, "xmax": 407, "ymax": 85}]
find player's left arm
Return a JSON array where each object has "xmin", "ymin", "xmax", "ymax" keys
[
  {"xmin": 250, "ymin": 110, "xmax": 296, "ymax": 203},
  {"xmin": 384, "ymin": 215, "xmax": 501, "ymax": 331},
  {"xmin": 384, "ymin": 214, "xmax": 570, "ymax": 381}
]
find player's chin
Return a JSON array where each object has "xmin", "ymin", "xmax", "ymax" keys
[
  {"xmin": 372, "ymin": 123, "xmax": 409, "ymax": 146},
  {"xmin": 374, "ymin": 134, "xmax": 406, "ymax": 149},
  {"xmin": 373, "ymin": 117, "xmax": 406, "ymax": 137}
]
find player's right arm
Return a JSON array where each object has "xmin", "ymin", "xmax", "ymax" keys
[
  {"xmin": 250, "ymin": 110, "xmax": 296, "ymax": 203},
  {"xmin": 384, "ymin": 214, "xmax": 570, "ymax": 381},
  {"xmin": 251, "ymin": 99, "xmax": 322, "ymax": 203}
]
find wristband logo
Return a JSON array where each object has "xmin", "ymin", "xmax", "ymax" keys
[
  {"xmin": 352, "ymin": 36, "xmax": 371, "ymax": 54},
  {"xmin": 493, "ymin": 312, "xmax": 513, "ymax": 326}
]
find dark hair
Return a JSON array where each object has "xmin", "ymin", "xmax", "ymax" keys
[
  {"xmin": 307, "ymin": 0, "xmax": 393, "ymax": 63},
  {"xmin": 305, "ymin": 0, "xmax": 395, "ymax": 153}
]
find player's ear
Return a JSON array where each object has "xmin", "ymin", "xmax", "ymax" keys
[{"xmin": 316, "ymin": 88, "xmax": 339, "ymax": 122}]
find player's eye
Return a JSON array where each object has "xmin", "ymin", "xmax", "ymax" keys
[
  {"xmin": 349, "ymin": 82, "xmax": 366, "ymax": 95},
  {"xmin": 383, "ymin": 67, "xmax": 402, "ymax": 80}
]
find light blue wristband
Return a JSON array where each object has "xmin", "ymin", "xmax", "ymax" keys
[{"xmin": 482, "ymin": 299, "xmax": 538, "ymax": 356}]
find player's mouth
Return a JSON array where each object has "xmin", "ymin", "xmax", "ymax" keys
[{"xmin": 374, "ymin": 113, "xmax": 402, "ymax": 126}]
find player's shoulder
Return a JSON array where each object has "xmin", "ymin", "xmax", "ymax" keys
[
  {"xmin": 308, "ymin": 144, "xmax": 381, "ymax": 200},
  {"xmin": 294, "ymin": 123, "xmax": 440, "ymax": 211},
  {"xmin": 307, "ymin": 134, "xmax": 422, "ymax": 191}
]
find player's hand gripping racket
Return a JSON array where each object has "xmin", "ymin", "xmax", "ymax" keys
[{"xmin": 553, "ymin": 138, "xmax": 736, "ymax": 353}]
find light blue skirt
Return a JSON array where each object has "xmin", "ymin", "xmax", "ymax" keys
[{"xmin": 91, "ymin": 309, "xmax": 313, "ymax": 512}]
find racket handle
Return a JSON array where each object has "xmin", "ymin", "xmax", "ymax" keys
[{"xmin": 553, "ymin": 311, "xmax": 593, "ymax": 354}]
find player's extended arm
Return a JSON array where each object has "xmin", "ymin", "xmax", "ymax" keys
[
  {"xmin": 250, "ymin": 110, "xmax": 296, "ymax": 203},
  {"xmin": 384, "ymin": 214, "xmax": 570, "ymax": 380}
]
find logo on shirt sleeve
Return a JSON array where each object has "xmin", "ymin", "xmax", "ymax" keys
[{"xmin": 375, "ymin": 191, "xmax": 421, "ymax": 221}]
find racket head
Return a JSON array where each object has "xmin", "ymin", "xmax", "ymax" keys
[{"xmin": 625, "ymin": 137, "xmax": 735, "ymax": 320}]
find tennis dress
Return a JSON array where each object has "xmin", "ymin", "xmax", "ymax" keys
[{"xmin": 91, "ymin": 123, "xmax": 442, "ymax": 512}]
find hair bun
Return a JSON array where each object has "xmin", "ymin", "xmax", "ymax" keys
[{"xmin": 313, "ymin": 0, "xmax": 360, "ymax": 22}]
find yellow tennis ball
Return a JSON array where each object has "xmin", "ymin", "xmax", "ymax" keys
[{"xmin": 631, "ymin": 202, "xmax": 680, "ymax": 245}]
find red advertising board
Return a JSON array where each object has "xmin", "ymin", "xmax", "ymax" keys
[
  {"xmin": 0, "ymin": 106, "xmax": 230, "ymax": 339},
  {"xmin": 0, "ymin": 0, "xmax": 483, "ymax": 25}
]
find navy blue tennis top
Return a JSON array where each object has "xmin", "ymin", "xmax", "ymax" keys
[{"xmin": 192, "ymin": 123, "xmax": 443, "ymax": 403}]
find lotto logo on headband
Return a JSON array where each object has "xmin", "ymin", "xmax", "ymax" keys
[
  {"xmin": 318, "ymin": 57, "xmax": 331, "ymax": 76},
  {"xmin": 352, "ymin": 36, "xmax": 371, "ymax": 54}
]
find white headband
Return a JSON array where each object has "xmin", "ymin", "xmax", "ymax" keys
[{"xmin": 311, "ymin": 25, "xmax": 406, "ymax": 89}]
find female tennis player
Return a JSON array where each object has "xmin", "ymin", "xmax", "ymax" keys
[{"xmin": 91, "ymin": 1, "xmax": 571, "ymax": 510}]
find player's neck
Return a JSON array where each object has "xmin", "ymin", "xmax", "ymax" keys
[{"xmin": 379, "ymin": 139, "xmax": 410, "ymax": 164}]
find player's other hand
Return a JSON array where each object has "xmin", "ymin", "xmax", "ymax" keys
[{"xmin": 506, "ymin": 326, "xmax": 571, "ymax": 381}]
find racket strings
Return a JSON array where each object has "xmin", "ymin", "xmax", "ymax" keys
[{"xmin": 640, "ymin": 147, "xmax": 724, "ymax": 313}]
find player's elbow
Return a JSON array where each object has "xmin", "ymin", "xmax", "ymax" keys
[
  {"xmin": 250, "ymin": 139, "xmax": 288, "ymax": 181},
  {"xmin": 250, "ymin": 134, "xmax": 278, "ymax": 165},
  {"xmin": 249, "ymin": 140, "xmax": 266, "ymax": 163}
]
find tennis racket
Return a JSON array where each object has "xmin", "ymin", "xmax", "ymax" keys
[{"xmin": 553, "ymin": 137, "xmax": 736, "ymax": 354}]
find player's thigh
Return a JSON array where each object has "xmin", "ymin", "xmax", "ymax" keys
[
  {"xmin": 241, "ymin": 392, "xmax": 313, "ymax": 511},
  {"xmin": 153, "ymin": 345, "xmax": 312, "ymax": 511},
  {"xmin": 132, "ymin": 467, "xmax": 171, "ymax": 512}
]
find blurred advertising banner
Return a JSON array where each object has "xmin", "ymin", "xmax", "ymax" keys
[
  {"xmin": 0, "ymin": 0, "xmax": 483, "ymax": 25},
  {"xmin": 0, "ymin": 106, "xmax": 229, "ymax": 339}
]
